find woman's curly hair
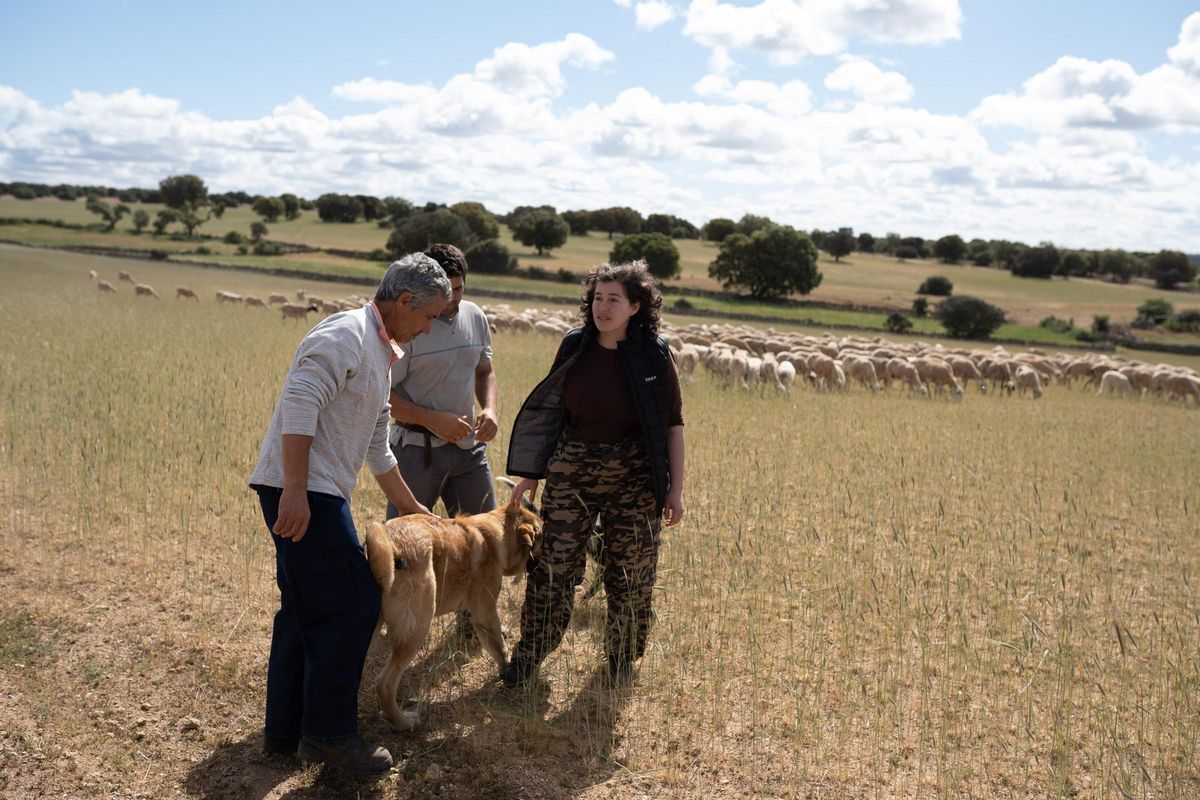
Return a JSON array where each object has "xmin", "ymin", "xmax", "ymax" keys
[{"xmin": 578, "ymin": 260, "xmax": 663, "ymax": 334}]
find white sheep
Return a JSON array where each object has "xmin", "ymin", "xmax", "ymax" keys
[
  {"xmin": 216, "ymin": 290, "xmax": 243, "ymax": 304},
  {"xmin": 1097, "ymin": 370, "xmax": 1133, "ymax": 397},
  {"xmin": 118, "ymin": 270, "xmax": 134, "ymax": 283},
  {"xmin": 280, "ymin": 302, "xmax": 316, "ymax": 320},
  {"xmin": 134, "ymin": 283, "xmax": 160, "ymax": 299},
  {"xmin": 1013, "ymin": 365, "xmax": 1044, "ymax": 399},
  {"xmin": 96, "ymin": 280, "xmax": 116, "ymax": 293},
  {"xmin": 175, "ymin": 287, "xmax": 199, "ymax": 300},
  {"xmin": 268, "ymin": 293, "xmax": 289, "ymax": 305}
]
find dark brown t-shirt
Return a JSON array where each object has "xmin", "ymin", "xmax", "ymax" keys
[{"xmin": 563, "ymin": 339, "xmax": 684, "ymax": 443}]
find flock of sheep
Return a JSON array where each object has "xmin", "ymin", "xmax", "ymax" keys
[
  {"xmin": 88, "ymin": 271, "xmax": 1199, "ymax": 406},
  {"xmin": 481, "ymin": 303, "xmax": 1200, "ymax": 406},
  {"xmin": 90, "ymin": 269, "xmax": 367, "ymax": 321}
]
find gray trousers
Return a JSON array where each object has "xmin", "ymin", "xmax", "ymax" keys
[{"xmin": 386, "ymin": 441, "xmax": 497, "ymax": 519}]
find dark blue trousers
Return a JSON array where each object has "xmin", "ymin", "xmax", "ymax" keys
[{"xmin": 254, "ymin": 486, "xmax": 380, "ymax": 743}]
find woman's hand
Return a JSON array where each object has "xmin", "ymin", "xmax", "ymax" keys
[
  {"xmin": 663, "ymin": 489, "xmax": 686, "ymax": 527},
  {"xmin": 511, "ymin": 478, "xmax": 540, "ymax": 508}
]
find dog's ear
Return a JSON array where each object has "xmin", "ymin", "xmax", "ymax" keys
[{"xmin": 519, "ymin": 521, "xmax": 537, "ymax": 549}]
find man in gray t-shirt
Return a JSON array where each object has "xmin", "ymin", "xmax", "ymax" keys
[{"xmin": 387, "ymin": 243, "xmax": 498, "ymax": 521}]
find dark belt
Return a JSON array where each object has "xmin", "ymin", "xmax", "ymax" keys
[{"xmin": 396, "ymin": 422, "xmax": 436, "ymax": 467}]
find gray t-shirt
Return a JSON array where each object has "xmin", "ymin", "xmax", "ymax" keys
[{"xmin": 390, "ymin": 299, "xmax": 493, "ymax": 451}]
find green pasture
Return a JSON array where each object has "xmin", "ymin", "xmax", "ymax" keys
[{"xmin": 2, "ymin": 195, "xmax": 1197, "ymax": 342}]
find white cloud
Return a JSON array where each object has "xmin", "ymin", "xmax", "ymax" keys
[
  {"xmin": 613, "ymin": 0, "xmax": 632, "ymax": 7},
  {"xmin": 693, "ymin": 75, "xmax": 813, "ymax": 115},
  {"xmin": 332, "ymin": 78, "xmax": 438, "ymax": 105},
  {"xmin": 1168, "ymin": 12, "xmax": 1200, "ymax": 75},
  {"xmin": 3, "ymin": 8, "xmax": 1199, "ymax": 256},
  {"xmin": 683, "ymin": 0, "xmax": 962, "ymax": 65},
  {"xmin": 635, "ymin": 1, "xmax": 676, "ymax": 30},
  {"xmin": 472, "ymin": 33, "xmax": 614, "ymax": 97},
  {"xmin": 972, "ymin": 54, "xmax": 1200, "ymax": 132},
  {"xmin": 824, "ymin": 59, "xmax": 914, "ymax": 104}
]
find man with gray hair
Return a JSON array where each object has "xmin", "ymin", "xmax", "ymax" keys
[{"xmin": 249, "ymin": 253, "xmax": 450, "ymax": 775}]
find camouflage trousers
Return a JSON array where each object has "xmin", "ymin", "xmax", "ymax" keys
[{"xmin": 512, "ymin": 435, "xmax": 662, "ymax": 668}]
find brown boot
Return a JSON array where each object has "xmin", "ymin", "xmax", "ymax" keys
[{"xmin": 298, "ymin": 735, "xmax": 393, "ymax": 775}]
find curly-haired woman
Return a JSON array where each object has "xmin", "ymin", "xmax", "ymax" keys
[{"xmin": 503, "ymin": 260, "xmax": 686, "ymax": 687}]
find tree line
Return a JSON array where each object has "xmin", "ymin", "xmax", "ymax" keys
[{"xmin": 4, "ymin": 178, "xmax": 1196, "ymax": 300}]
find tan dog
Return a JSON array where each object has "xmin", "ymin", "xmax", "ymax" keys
[{"xmin": 364, "ymin": 495, "xmax": 540, "ymax": 730}]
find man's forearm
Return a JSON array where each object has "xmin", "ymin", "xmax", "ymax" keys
[
  {"xmin": 375, "ymin": 467, "xmax": 424, "ymax": 516},
  {"xmin": 281, "ymin": 434, "xmax": 314, "ymax": 490},
  {"xmin": 389, "ymin": 390, "xmax": 439, "ymax": 428},
  {"xmin": 475, "ymin": 367, "xmax": 498, "ymax": 414}
]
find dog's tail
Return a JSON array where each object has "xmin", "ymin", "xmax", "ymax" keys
[{"xmin": 365, "ymin": 521, "xmax": 395, "ymax": 592}]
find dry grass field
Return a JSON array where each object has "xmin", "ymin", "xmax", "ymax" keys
[{"xmin": 1, "ymin": 245, "xmax": 1198, "ymax": 799}]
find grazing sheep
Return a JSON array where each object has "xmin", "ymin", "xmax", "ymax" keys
[
  {"xmin": 175, "ymin": 287, "xmax": 199, "ymax": 300},
  {"xmin": 216, "ymin": 290, "xmax": 243, "ymax": 304},
  {"xmin": 808, "ymin": 354, "xmax": 843, "ymax": 391},
  {"xmin": 320, "ymin": 301, "xmax": 340, "ymax": 315},
  {"xmin": 915, "ymin": 358, "xmax": 964, "ymax": 398},
  {"xmin": 1013, "ymin": 365, "xmax": 1044, "ymax": 399},
  {"xmin": 776, "ymin": 360, "xmax": 796, "ymax": 391},
  {"xmin": 244, "ymin": 296, "xmax": 267, "ymax": 307},
  {"xmin": 96, "ymin": 280, "xmax": 116, "ymax": 293},
  {"xmin": 946, "ymin": 355, "xmax": 987, "ymax": 393},
  {"xmin": 675, "ymin": 345, "xmax": 700, "ymax": 382},
  {"xmin": 1163, "ymin": 373, "xmax": 1200, "ymax": 406},
  {"xmin": 268, "ymin": 293, "xmax": 289, "ymax": 305},
  {"xmin": 843, "ymin": 355, "xmax": 880, "ymax": 391},
  {"xmin": 981, "ymin": 360, "xmax": 1016, "ymax": 396},
  {"xmin": 88, "ymin": 270, "xmax": 98, "ymax": 280},
  {"xmin": 118, "ymin": 270, "xmax": 134, "ymax": 283},
  {"xmin": 134, "ymin": 283, "xmax": 160, "ymax": 299},
  {"xmin": 885, "ymin": 359, "xmax": 928, "ymax": 396},
  {"xmin": 1098, "ymin": 370, "xmax": 1133, "ymax": 397},
  {"xmin": 280, "ymin": 302, "xmax": 317, "ymax": 320},
  {"xmin": 295, "ymin": 289, "xmax": 307, "ymax": 300}
]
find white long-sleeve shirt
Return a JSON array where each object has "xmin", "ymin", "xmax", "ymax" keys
[{"xmin": 249, "ymin": 305, "xmax": 399, "ymax": 500}]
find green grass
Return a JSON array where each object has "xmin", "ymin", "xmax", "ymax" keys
[{"xmin": 4, "ymin": 194, "xmax": 1198, "ymax": 345}]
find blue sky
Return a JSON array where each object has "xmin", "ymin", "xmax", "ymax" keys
[{"xmin": 2, "ymin": 1, "xmax": 1199, "ymax": 250}]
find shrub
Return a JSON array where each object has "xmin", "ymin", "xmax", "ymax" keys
[
  {"xmin": 236, "ymin": 244, "xmax": 248, "ymax": 255},
  {"xmin": 708, "ymin": 225, "xmax": 821, "ymax": 300},
  {"xmin": 369, "ymin": 248, "xmax": 390, "ymax": 262},
  {"xmin": 525, "ymin": 265, "xmax": 551, "ymax": 280},
  {"xmin": 511, "ymin": 210, "xmax": 569, "ymax": 255},
  {"xmin": 1091, "ymin": 314, "xmax": 1111, "ymax": 336},
  {"xmin": 610, "ymin": 232, "xmax": 681, "ymax": 280},
  {"xmin": 936, "ymin": 295, "xmax": 1006, "ymax": 339},
  {"xmin": 674, "ymin": 297, "xmax": 694, "ymax": 311},
  {"xmin": 149, "ymin": 249, "xmax": 168, "ymax": 261},
  {"xmin": 388, "ymin": 209, "xmax": 477, "ymax": 258},
  {"xmin": 1136, "ymin": 298, "xmax": 1174, "ymax": 326},
  {"xmin": 1165, "ymin": 309, "xmax": 1200, "ymax": 333},
  {"xmin": 194, "ymin": 245, "xmax": 211, "ymax": 255},
  {"xmin": 911, "ymin": 297, "xmax": 929, "ymax": 317},
  {"xmin": 557, "ymin": 268, "xmax": 576, "ymax": 283},
  {"xmin": 465, "ymin": 239, "xmax": 517, "ymax": 275},
  {"xmin": 917, "ymin": 275, "xmax": 953, "ymax": 296},
  {"xmin": 223, "ymin": 230, "xmax": 244, "ymax": 245},
  {"xmin": 253, "ymin": 241, "xmax": 284, "ymax": 256},
  {"xmin": 1038, "ymin": 316, "xmax": 1077, "ymax": 334},
  {"xmin": 895, "ymin": 244, "xmax": 920, "ymax": 261},
  {"xmin": 884, "ymin": 312, "xmax": 913, "ymax": 333},
  {"xmin": 316, "ymin": 193, "xmax": 364, "ymax": 223}
]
